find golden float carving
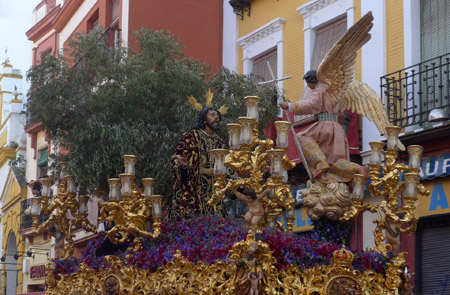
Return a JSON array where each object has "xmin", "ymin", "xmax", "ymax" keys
[
  {"xmin": 46, "ymin": 240, "xmax": 406, "ymax": 295},
  {"xmin": 45, "ymin": 102, "xmax": 424, "ymax": 294}
]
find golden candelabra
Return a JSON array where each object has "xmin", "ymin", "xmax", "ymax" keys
[
  {"xmin": 341, "ymin": 126, "xmax": 430, "ymax": 255},
  {"xmin": 99, "ymin": 155, "xmax": 163, "ymax": 252},
  {"xmin": 31, "ymin": 162, "xmax": 97, "ymax": 260},
  {"xmin": 208, "ymin": 96, "xmax": 296, "ymax": 235}
]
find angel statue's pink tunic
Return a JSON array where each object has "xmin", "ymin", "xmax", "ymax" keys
[{"xmin": 291, "ymin": 86, "xmax": 361, "ymax": 183}]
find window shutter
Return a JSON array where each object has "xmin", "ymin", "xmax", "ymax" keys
[
  {"xmin": 421, "ymin": 0, "xmax": 450, "ymax": 61},
  {"xmin": 417, "ymin": 216, "xmax": 450, "ymax": 294},
  {"xmin": 310, "ymin": 18, "xmax": 347, "ymax": 70},
  {"xmin": 252, "ymin": 49, "xmax": 277, "ymax": 81}
]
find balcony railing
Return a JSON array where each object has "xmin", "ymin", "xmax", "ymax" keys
[
  {"xmin": 380, "ymin": 53, "xmax": 450, "ymax": 128},
  {"xmin": 20, "ymin": 199, "xmax": 50, "ymax": 230}
]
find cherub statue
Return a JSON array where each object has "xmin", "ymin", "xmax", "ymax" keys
[
  {"xmin": 247, "ymin": 272, "xmax": 263, "ymax": 295},
  {"xmin": 232, "ymin": 188, "xmax": 271, "ymax": 234},
  {"xmin": 280, "ymin": 11, "xmax": 395, "ymax": 185}
]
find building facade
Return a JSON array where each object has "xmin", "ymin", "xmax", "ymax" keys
[
  {"xmin": 234, "ymin": 0, "xmax": 450, "ymax": 293},
  {"xmin": 21, "ymin": 0, "xmax": 238, "ymax": 294}
]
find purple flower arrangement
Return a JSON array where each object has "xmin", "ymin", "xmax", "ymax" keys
[
  {"xmin": 53, "ymin": 256, "xmax": 80, "ymax": 276},
  {"xmin": 53, "ymin": 216, "xmax": 394, "ymax": 276},
  {"xmin": 308, "ymin": 218, "xmax": 352, "ymax": 245}
]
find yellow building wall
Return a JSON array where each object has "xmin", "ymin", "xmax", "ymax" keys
[
  {"xmin": 237, "ymin": 0, "xmax": 364, "ymax": 102},
  {"xmin": 385, "ymin": 0, "xmax": 404, "ymax": 74},
  {"xmin": 0, "ymin": 129, "xmax": 7, "ymax": 148},
  {"xmin": 1, "ymin": 172, "xmax": 26, "ymax": 294}
]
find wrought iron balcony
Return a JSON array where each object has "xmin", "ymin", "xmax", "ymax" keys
[
  {"xmin": 20, "ymin": 199, "xmax": 50, "ymax": 230},
  {"xmin": 380, "ymin": 53, "xmax": 450, "ymax": 128}
]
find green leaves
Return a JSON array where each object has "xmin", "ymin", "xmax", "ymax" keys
[{"xmin": 27, "ymin": 28, "xmax": 278, "ymax": 201}]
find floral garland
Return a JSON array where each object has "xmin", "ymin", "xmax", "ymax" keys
[{"xmin": 53, "ymin": 216, "xmax": 394, "ymax": 276}]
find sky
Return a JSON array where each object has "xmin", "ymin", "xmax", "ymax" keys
[{"xmin": 0, "ymin": 0, "xmax": 42, "ymax": 97}]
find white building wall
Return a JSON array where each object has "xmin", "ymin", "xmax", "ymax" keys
[
  {"xmin": 360, "ymin": 0, "xmax": 387, "ymax": 157},
  {"xmin": 222, "ymin": 0, "xmax": 238, "ymax": 72},
  {"xmin": 360, "ymin": 0, "xmax": 390, "ymax": 251},
  {"xmin": 403, "ymin": 0, "xmax": 421, "ymax": 68},
  {"xmin": 121, "ymin": 0, "xmax": 130, "ymax": 47}
]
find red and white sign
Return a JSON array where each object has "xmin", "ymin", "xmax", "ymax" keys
[{"xmin": 30, "ymin": 265, "xmax": 46, "ymax": 279}]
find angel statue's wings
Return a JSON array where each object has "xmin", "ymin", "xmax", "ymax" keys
[
  {"xmin": 341, "ymin": 81, "xmax": 404, "ymax": 150},
  {"xmin": 317, "ymin": 11, "xmax": 373, "ymax": 104},
  {"xmin": 340, "ymin": 80, "xmax": 390, "ymax": 135},
  {"xmin": 316, "ymin": 11, "xmax": 395, "ymax": 140}
]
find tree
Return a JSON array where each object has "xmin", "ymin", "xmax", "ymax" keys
[{"xmin": 27, "ymin": 28, "xmax": 278, "ymax": 202}]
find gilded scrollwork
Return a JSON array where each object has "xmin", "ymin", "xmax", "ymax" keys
[{"xmin": 47, "ymin": 243, "xmax": 403, "ymax": 295}]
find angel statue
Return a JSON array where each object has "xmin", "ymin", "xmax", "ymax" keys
[{"xmin": 280, "ymin": 12, "xmax": 400, "ymax": 221}]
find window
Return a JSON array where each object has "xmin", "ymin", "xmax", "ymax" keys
[
  {"xmin": 112, "ymin": 0, "xmax": 120, "ymax": 22},
  {"xmin": 87, "ymin": 9, "xmax": 99, "ymax": 33},
  {"xmin": 238, "ymin": 18, "xmax": 285, "ymax": 106},
  {"xmin": 421, "ymin": 0, "xmax": 450, "ymax": 61},
  {"xmin": 109, "ymin": 0, "xmax": 121, "ymax": 48},
  {"xmin": 252, "ymin": 49, "xmax": 277, "ymax": 82},
  {"xmin": 310, "ymin": 18, "xmax": 347, "ymax": 70},
  {"xmin": 238, "ymin": 17, "xmax": 285, "ymax": 77},
  {"xmin": 37, "ymin": 148, "xmax": 48, "ymax": 177}
]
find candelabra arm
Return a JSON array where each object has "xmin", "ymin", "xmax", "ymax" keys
[
  {"xmin": 80, "ymin": 218, "xmax": 98, "ymax": 234},
  {"xmin": 372, "ymin": 219, "xmax": 391, "ymax": 254},
  {"xmin": 340, "ymin": 199, "xmax": 379, "ymax": 222},
  {"xmin": 225, "ymin": 151, "xmax": 252, "ymax": 174},
  {"xmin": 124, "ymin": 199, "xmax": 151, "ymax": 220},
  {"xmin": 71, "ymin": 212, "xmax": 97, "ymax": 235},
  {"xmin": 418, "ymin": 183, "xmax": 430, "ymax": 197},
  {"xmin": 100, "ymin": 203, "xmax": 124, "ymax": 224},
  {"xmin": 254, "ymin": 150, "xmax": 269, "ymax": 171},
  {"xmin": 369, "ymin": 187, "xmax": 386, "ymax": 198},
  {"xmin": 106, "ymin": 225, "xmax": 132, "ymax": 244},
  {"xmin": 40, "ymin": 199, "xmax": 59, "ymax": 215},
  {"xmin": 209, "ymin": 177, "xmax": 248, "ymax": 206},
  {"xmin": 34, "ymin": 215, "xmax": 56, "ymax": 234},
  {"xmin": 281, "ymin": 154, "xmax": 296, "ymax": 171},
  {"xmin": 254, "ymin": 137, "xmax": 273, "ymax": 151}
]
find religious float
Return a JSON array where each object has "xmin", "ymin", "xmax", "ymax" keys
[{"xmin": 28, "ymin": 11, "xmax": 428, "ymax": 295}]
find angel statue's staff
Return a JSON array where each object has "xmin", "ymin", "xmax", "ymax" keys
[{"xmin": 257, "ymin": 62, "xmax": 313, "ymax": 180}]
